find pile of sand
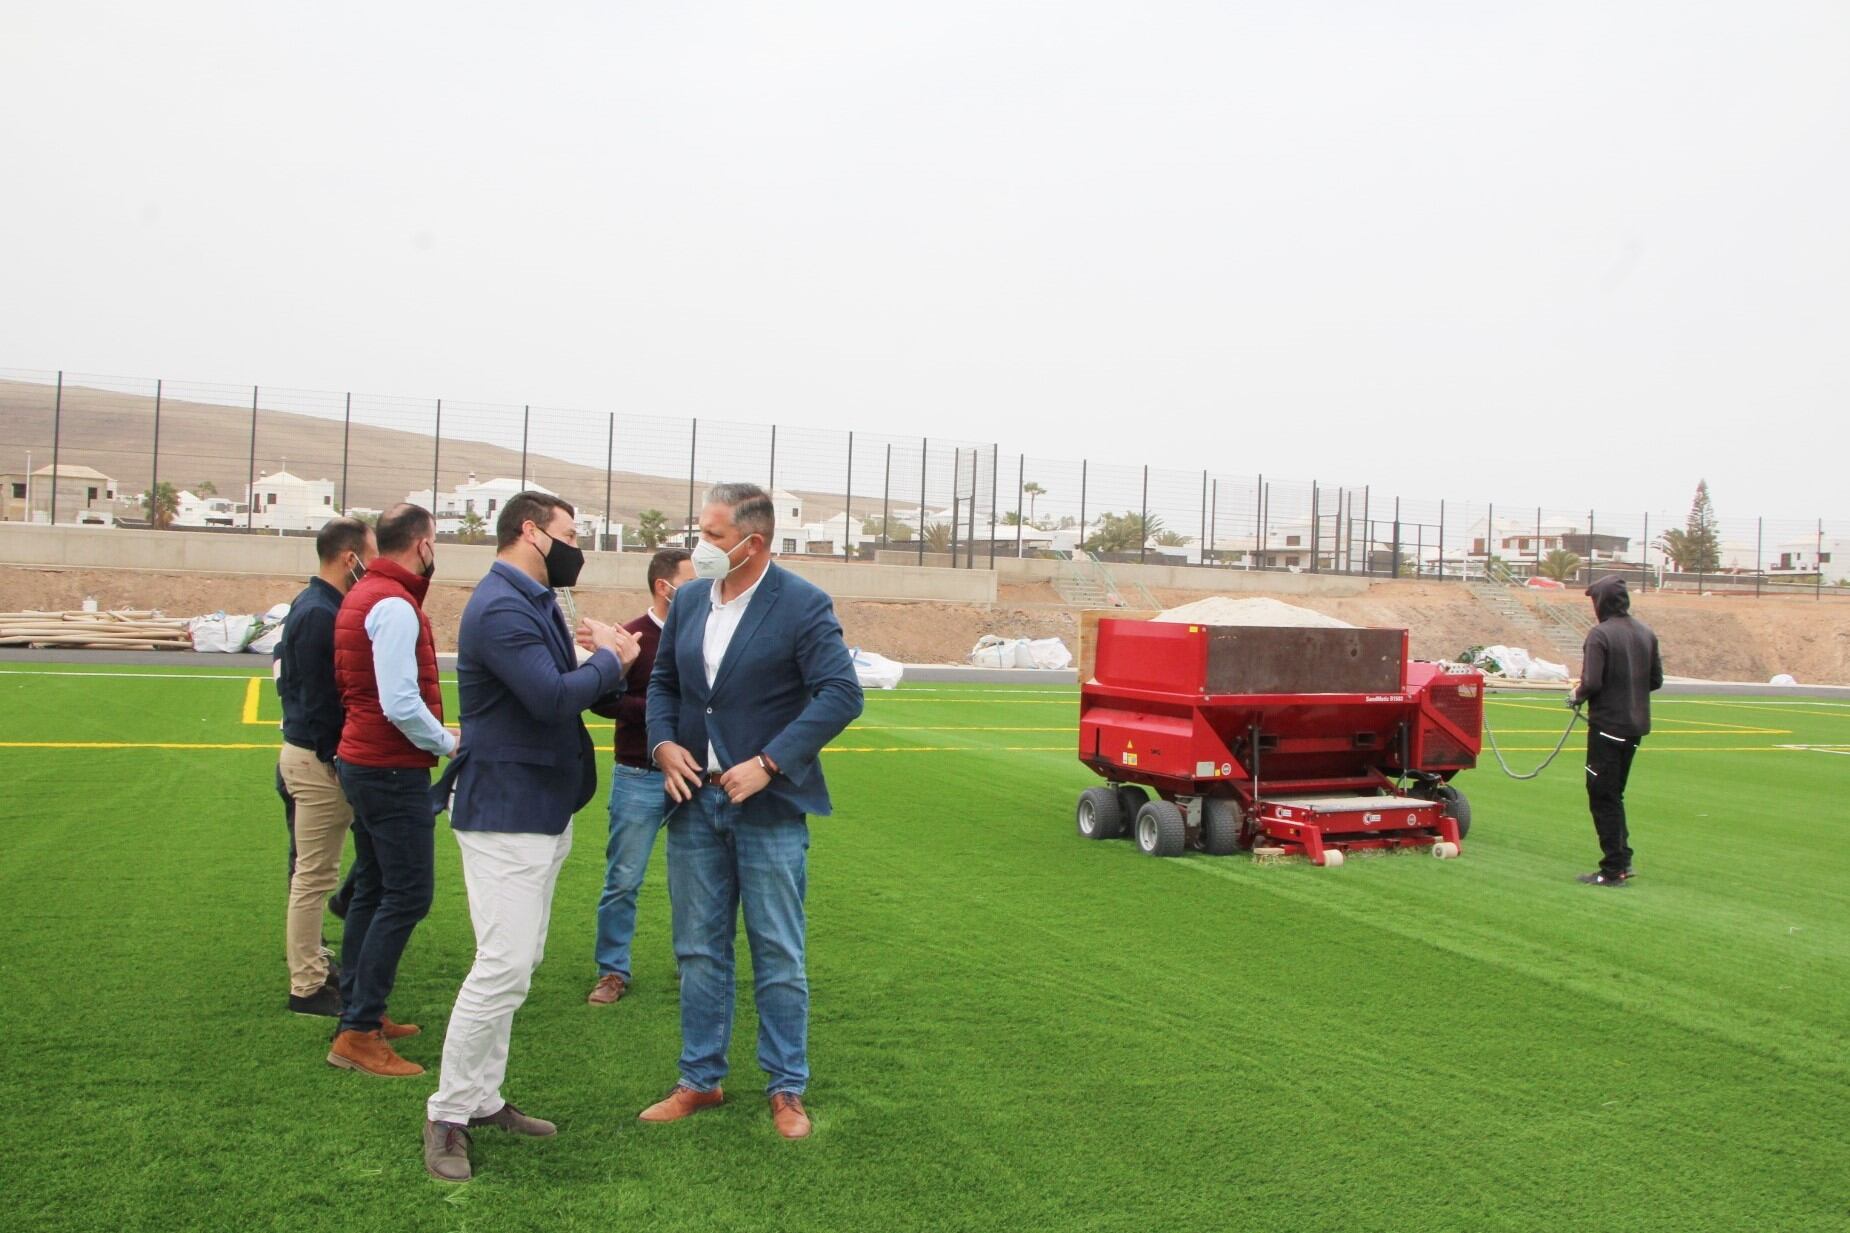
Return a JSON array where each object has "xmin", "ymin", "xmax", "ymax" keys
[{"xmin": 1152, "ymin": 596, "xmax": 1356, "ymax": 629}]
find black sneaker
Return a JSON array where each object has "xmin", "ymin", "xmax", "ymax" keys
[
  {"xmin": 287, "ymin": 984, "xmax": 344, "ymax": 1017},
  {"xmin": 1576, "ymin": 871, "xmax": 1629, "ymax": 887}
]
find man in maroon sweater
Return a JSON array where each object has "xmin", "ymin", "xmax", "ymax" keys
[{"xmin": 587, "ymin": 547, "xmax": 695, "ymax": 1004}]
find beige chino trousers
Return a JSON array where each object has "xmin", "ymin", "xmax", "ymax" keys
[{"xmin": 279, "ymin": 742, "xmax": 354, "ymax": 997}]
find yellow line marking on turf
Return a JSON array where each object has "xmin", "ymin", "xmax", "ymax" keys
[
  {"xmin": 1681, "ymin": 700, "xmax": 1850, "ymax": 721},
  {"xmin": 242, "ymin": 677, "xmax": 263, "ymax": 725}
]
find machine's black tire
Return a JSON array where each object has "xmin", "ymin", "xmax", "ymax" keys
[
  {"xmin": 1414, "ymin": 781, "xmax": 1472, "ymax": 841},
  {"xmin": 1115, "ymin": 785, "xmax": 1149, "ymax": 824},
  {"xmin": 1202, "ymin": 798, "xmax": 1241, "ymax": 856},
  {"xmin": 1135, "ymin": 800, "xmax": 1187, "ymax": 858},
  {"xmin": 1076, "ymin": 787, "xmax": 1125, "ymax": 840},
  {"xmin": 1437, "ymin": 784, "xmax": 1472, "ymax": 840}
]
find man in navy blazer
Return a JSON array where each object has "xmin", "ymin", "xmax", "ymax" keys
[
  {"xmin": 422, "ymin": 492, "xmax": 639, "ymax": 1184},
  {"xmin": 638, "ymin": 482, "xmax": 864, "ymax": 1140}
]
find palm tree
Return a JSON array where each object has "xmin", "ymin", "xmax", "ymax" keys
[
  {"xmin": 1151, "ymin": 530, "xmax": 1191, "ymax": 548},
  {"xmin": 636, "ymin": 509, "xmax": 669, "ymax": 549},
  {"xmin": 143, "ymin": 482, "xmax": 179, "ymax": 530},
  {"xmin": 922, "ymin": 522, "xmax": 953, "ymax": 554},
  {"xmin": 458, "ymin": 511, "xmax": 488, "ymax": 544},
  {"xmin": 1022, "ymin": 481, "xmax": 1046, "ymax": 528},
  {"xmin": 195, "ymin": 479, "xmax": 218, "ymax": 497},
  {"xmin": 1539, "ymin": 548, "xmax": 1583, "ymax": 582}
]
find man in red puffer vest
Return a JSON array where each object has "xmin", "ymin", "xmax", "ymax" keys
[{"xmin": 328, "ymin": 503, "xmax": 457, "ymax": 1078}]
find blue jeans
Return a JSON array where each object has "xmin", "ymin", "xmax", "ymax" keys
[
  {"xmin": 595, "ymin": 764, "xmax": 670, "ymax": 980},
  {"xmin": 667, "ymin": 787, "xmax": 810, "ymax": 1095},
  {"xmin": 334, "ymin": 763, "xmax": 436, "ymax": 1035}
]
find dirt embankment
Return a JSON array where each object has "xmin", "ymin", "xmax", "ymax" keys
[{"xmin": 2, "ymin": 567, "xmax": 1846, "ymax": 683}]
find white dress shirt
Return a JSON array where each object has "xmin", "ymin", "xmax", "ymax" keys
[
  {"xmin": 363, "ymin": 597, "xmax": 457, "ymax": 757},
  {"xmin": 702, "ymin": 569, "xmax": 764, "ymax": 771}
]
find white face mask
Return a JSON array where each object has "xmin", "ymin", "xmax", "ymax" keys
[{"xmin": 692, "ymin": 535, "xmax": 754, "ymax": 581}]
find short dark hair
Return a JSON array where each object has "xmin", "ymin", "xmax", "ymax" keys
[
  {"xmin": 496, "ymin": 491, "xmax": 576, "ymax": 549},
  {"xmin": 316, "ymin": 516, "xmax": 371, "ymax": 565},
  {"xmin": 705, "ymin": 482, "xmax": 775, "ymax": 538},
  {"xmin": 648, "ymin": 547, "xmax": 691, "ymax": 592},
  {"xmin": 376, "ymin": 503, "xmax": 434, "ymax": 555}
]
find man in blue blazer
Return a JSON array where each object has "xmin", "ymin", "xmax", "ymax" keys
[
  {"xmin": 638, "ymin": 482, "xmax": 864, "ymax": 1140},
  {"xmin": 422, "ymin": 492, "xmax": 639, "ymax": 1183}
]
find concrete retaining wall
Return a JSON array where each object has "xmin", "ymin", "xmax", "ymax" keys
[
  {"xmin": 994, "ymin": 555, "xmax": 1368, "ymax": 597},
  {"xmin": 0, "ymin": 524, "xmax": 997, "ymax": 604}
]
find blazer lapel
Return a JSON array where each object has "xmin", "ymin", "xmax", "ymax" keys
[{"xmin": 711, "ymin": 566, "xmax": 781, "ymax": 696}]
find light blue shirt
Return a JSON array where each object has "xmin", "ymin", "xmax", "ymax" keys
[{"xmin": 363, "ymin": 597, "xmax": 456, "ymax": 757}]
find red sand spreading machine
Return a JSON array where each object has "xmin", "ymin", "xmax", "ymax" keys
[{"xmin": 1076, "ymin": 619, "xmax": 1483, "ymax": 866}]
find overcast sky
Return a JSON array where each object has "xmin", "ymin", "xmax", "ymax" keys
[{"xmin": 3, "ymin": 1, "xmax": 1846, "ymax": 525}]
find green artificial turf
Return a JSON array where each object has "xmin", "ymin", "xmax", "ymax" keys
[{"xmin": 1, "ymin": 665, "xmax": 1847, "ymax": 1232}]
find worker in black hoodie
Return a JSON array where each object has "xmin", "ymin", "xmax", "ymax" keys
[{"xmin": 1568, "ymin": 575, "xmax": 1663, "ymax": 886}]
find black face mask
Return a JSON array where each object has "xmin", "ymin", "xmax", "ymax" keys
[
  {"xmin": 419, "ymin": 542, "xmax": 437, "ymax": 580},
  {"xmin": 536, "ymin": 528, "xmax": 585, "ymax": 589}
]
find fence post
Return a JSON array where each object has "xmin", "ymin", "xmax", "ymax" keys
[
  {"xmin": 949, "ymin": 449, "xmax": 961, "ymax": 567},
  {"xmin": 520, "ymin": 405, "xmax": 530, "ymax": 488},
  {"xmin": 988, "ymin": 443, "xmax": 998, "ymax": 568},
  {"xmin": 1199, "ymin": 469, "xmax": 1208, "ymax": 563},
  {"xmin": 1818, "ymin": 519, "xmax": 1825, "ymax": 600},
  {"xmin": 966, "ymin": 449, "xmax": 977, "ymax": 569},
  {"xmin": 1361, "ymin": 486, "xmax": 1370, "ymax": 575},
  {"xmin": 1139, "ymin": 465, "xmax": 1148, "ymax": 565},
  {"xmin": 1535, "ymin": 507, "xmax": 1542, "ymax": 577},
  {"xmin": 881, "ymin": 444, "xmax": 891, "ymax": 553},
  {"xmin": 245, "ymin": 385, "xmax": 258, "ymax": 531},
  {"xmin": 1261, "ymin": 481, "xmax": 1271, "ymax": 569},
  {"xmin": 48, "ymin": 371, "xmax": 63, "ymax": 526},
  {"xmin": 1588, "ymin": 508, "xmax": 1595, "ymax": 580},
  {"xmin": 917, "ymin": 437, "xmax": 927, "ymax": 565},
  {"xmin": 1640, "ymin": 512, "xmax": 1648, "ymax": 592},
  {"xmin": 685, "ymin": 418, "xmax": 698, "ymax": 546},
  {"xmin": 142, "ymin": 378, "xmax": 163, "ymax": 521},
  {"xmin": 1437, "ymin": 499, "xmax": 1446, "ymax": 580},
  {"xmin": 768, "ymin": 424, "xmax": 777, "ymax": 493},
  {"xmin": 1015, "ymin": 454, "xmax": 1025, "ymax": 558},
  {"xmin": 1755, "ymin": 517, "xmax": 1763, "ymax": 597},
  {"xmin": 1253, "ymin": 474, "xmax": 1263, "ymax": 567},
  {"xmin": 339, "ymin": 393, "xmax": 351, "ymax": 513},
  {"xmin": 844, "ymin": 431, "xmax": 854, "ymax": 561},
  {"xmin": 1078, "ymin": 459, "xmax": 1088, "ymax": 549},
  {"xmin": 1209, "ymin": 478, "xmax": 1217, "ymax": 564},
  {"xmin": 603, "ymin": 413, "xmax": 615, "ymax": 551},
  {"xmin": 431, "ymin": 399, "xmax": 442, "ymax": 511},
  {"xmin": 1310, "ymin": 481, "xmax": 1320, "ymax": 572}
]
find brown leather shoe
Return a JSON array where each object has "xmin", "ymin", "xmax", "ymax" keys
[
  {"xmin": 637, "ymin": 1084, "xmax": 723, "ymax": 1122},
  {"xmin": 380, "ymin": 1015, "xmax": 420, "ymax": 1040},
  {"xmin": 469, "ymin": 1102, "xmax": 556, "ymax": 1137},
  {"xmin": 587, "ymin": 973, "xmax": 627, "ymax": 1005},
  {"xmin": 769, "ymin": 1092, "xmax": 812, "ymax": 1139},
  {"xmin": 328, "ymin": 1028, "xmax": 425, "ymax": 1077},
  {"xmin": 423, "ymin": 1120, "xmax": 472, "ymax": 1183}
]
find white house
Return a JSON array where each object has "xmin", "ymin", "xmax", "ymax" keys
[
  {"xmin": 1770, "ymin": 536, "xmax": 1849, "ymax": 585},
  {"xmin": 247, "ymin": 470, "xmax": 339, "ymax": 531},
  {"xmin": 407, "ymin": 473, "xmax": 603, "ymax": 542},
  {"xmin": 173, "ymin": 490, "xmax": 242, "ymax": 527}
]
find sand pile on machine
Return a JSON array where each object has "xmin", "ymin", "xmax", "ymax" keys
[{"xmin": 1152, "ymin": 596, "xmax": 1353, "ymax": 628}]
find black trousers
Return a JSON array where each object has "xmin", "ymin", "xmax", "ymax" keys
[{"xmin": 1585, "ymin": 727, "xmax": 1641, "ymax": 875}]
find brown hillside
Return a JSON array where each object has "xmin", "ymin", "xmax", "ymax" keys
[{"xmin": 0, "ymin": 379, "xmax": 849, "ymax": 527}]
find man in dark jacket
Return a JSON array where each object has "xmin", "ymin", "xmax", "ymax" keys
[
  {"xmin": 276, "ymin": 516, "xmax": 374, "ymax": 1016},
  {"xmin": 422, "ymin": 492, "xmax": 639, "ymax": 1183},
  {"xmin": 1569, "ymin": 575, "xmax": 1663, "ymax": 886}
]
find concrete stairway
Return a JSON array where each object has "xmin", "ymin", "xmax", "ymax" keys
[{"xmin": 1467, "ymin": 581, "xmax": 1585, "ymax": 665}]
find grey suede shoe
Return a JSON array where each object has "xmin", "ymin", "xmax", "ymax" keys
[
  {"xmin": 468, "ymin": 1102, "xmax": 557, "ymax": 1137},
  {"xmin": 423, "ymin": 1120, "xmax": 472, "ymax": 1182}
]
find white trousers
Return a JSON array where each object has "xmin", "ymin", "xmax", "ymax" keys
[{"xmin": 426, "ymin": 824, "xmax": 573, "ymax": 1125}]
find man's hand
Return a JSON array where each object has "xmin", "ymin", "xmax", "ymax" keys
[
  {"xmin": 654, "ymin": 741, "xmax": 704, "ymax": 803},
  {"xmin": 579, "ymin": 619, "xmax": 642, "ymax": 671},
  {"xmin": 718, "ymin": 757, "xmax": 772, "ymax": 806}
]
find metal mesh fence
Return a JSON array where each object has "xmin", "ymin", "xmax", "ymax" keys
[{"xmin": 2, "ymin": 366, "xmax": 1845, "ymax": 593}]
